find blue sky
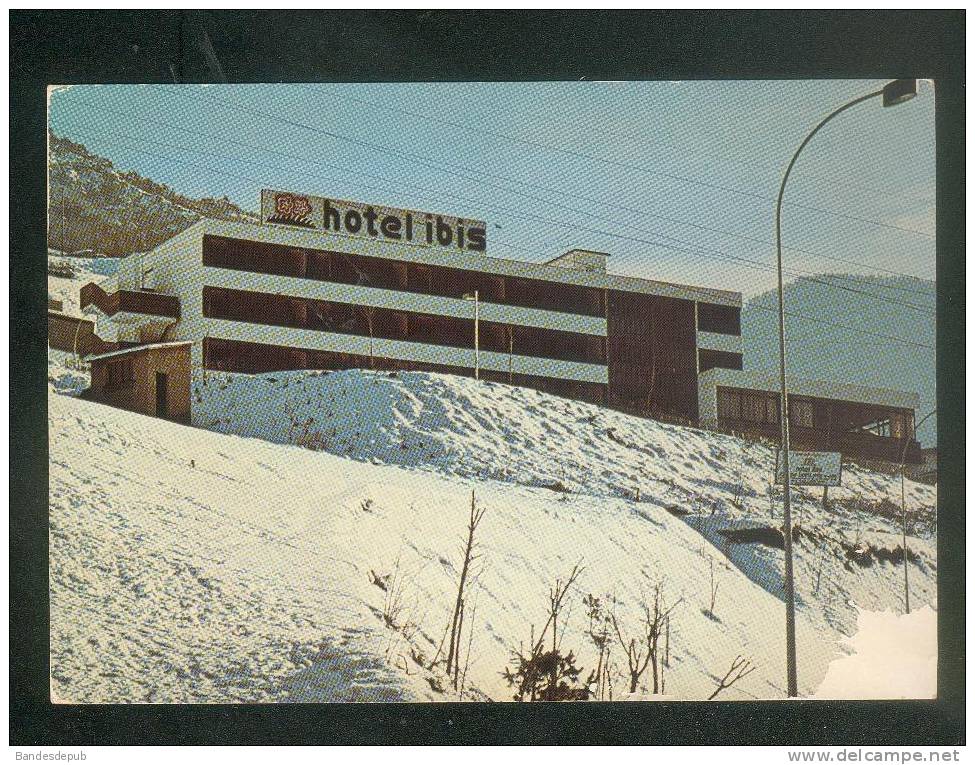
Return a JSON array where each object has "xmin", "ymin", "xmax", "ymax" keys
[{"xmin": 48, "ymin": 80, "xmax": 935, "ymax": 298}]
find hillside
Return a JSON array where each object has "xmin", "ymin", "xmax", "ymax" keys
[
  {"xmin": 48, "ymin": 363, "xmax": 937, "ymax": 703},
  {"xmin": 47, "ymin": 131, "xmax": 256, "ymax": 256},
  {"xmin": 742, "ymin": 275, "xmax": 937, "ymax": 446},
  {"xmin": 194, "ymin": 368, "xmax": 937, "ymax": 643}
]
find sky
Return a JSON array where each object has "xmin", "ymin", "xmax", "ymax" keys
[{"xmin": 48, "ymin": 80, "xmax": 936, "ymax": 299}]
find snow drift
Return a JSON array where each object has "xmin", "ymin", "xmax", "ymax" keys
[
  {"xmin": 814, "ymin": 605, "xmax": 937, "ymax": 699},
  {"xmin": 194, "ymin": 368, "xmax": 937, "ymax": 641}
]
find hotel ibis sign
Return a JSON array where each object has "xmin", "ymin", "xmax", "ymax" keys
[
  {"xmin": 260, "ymin": 189, "xmax": 487, "ymax": 253},
  {"xmin": 775, "ymin": 450, "xmax": 843, "ymax": 487}
]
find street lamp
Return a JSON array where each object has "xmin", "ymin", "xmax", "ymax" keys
[
  {"xmin": 899, "ymin": 408, "xmax": 934, "ymax": 615},
  {"xmin": 463, "ymin": 290, "xmax": 480, "ymax": 380},
  {"xmin": 774, "ymin": 79, "xmax": 917, "ymax": 697}
]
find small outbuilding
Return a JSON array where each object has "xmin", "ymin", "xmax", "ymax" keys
[{"xmin": 84, "ymin": 342, "xmax": 192, "ymax": 423}]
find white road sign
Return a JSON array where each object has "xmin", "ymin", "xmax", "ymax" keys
[{"xmin": 775, "ymin": 450, "xmax": 843, "ymax": 487}]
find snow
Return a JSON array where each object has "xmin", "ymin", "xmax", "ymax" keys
[
  {"xmin": 50, "ymin": 386, "xmax": 839, "ymax": 702},
  {"xmin": 813, "ymin": 605, "xmax": 937, "ymax": 699},
  {"xmin": 49, "ymin": 363, "xmax": 937, "ymax": 702},
  {"xmin": 194, "ymin": 368, "xmax": 937, "ymax": 641},
  {"xmin": 87, "ymin": 341, "xmax": 192, "ymax": 362},
  {"xmin": 47, "ymin": 251, "xmax": 118, "ymax": 318},
  {"xmin": 48, "ymin": 351, "xmax": 90, "ymax": 397}
]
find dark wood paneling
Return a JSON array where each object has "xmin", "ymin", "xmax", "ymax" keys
[
  {"xmin": 201, "ymin": 336, "xmax": 607, "ymax": 405},
  {"xmin": 607, "ymin": 290, "xmax": 697, "ymax": 422},
  {"xmin": 201, "ymin": 285, "xmax": 606, "ymax": 365}
]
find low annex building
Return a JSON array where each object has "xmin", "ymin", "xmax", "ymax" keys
[
  {"xmin": 78, "ymin": 188, "xmax": 923, "ymax": 465},
  {"xmin": 84, "ymin": 341, "xmax": 192, "ymax": 423},
  {"xmin": 698, "ymin": 368, "xmax": 922, "ymax": 464}
]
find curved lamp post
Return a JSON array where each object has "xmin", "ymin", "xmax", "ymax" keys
[
  {"xmin": 899, "ymin": 407, "xmax": 935, "ymax": 615},
  {"xmin": 775, "ymin": 79, "xmax": 918, "ymax": 697}
]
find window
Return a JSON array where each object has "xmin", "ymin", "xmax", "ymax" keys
[
  {"xmin": 891, "ymin": 413, "xmax": 908, "ymax": 439},
  {"xmin": 718, "ymin": 387, "xmax": 780, "ymax": 425},
  {"xmin": 717, "ymin": 388, "xmax": 742, "ymax": 420},
  {"xmin": 741, "ymin": 392, "xmax": 768, "ymax": 423},
  {"xmin": 698, "ymin": 349, "xmax": 743, "ymax": 372},
  {"xmin": 697, "ymin": 303, "xmax": 741, "ymax": 335},
  {"xmin": 104, "ymin": 357, "xmax": 134, "ymax": 391}
]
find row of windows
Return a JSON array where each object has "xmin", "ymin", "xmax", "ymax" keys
[
  {"xmin": 201, "ymin": 286, "xmax": 607, "ymax": 365},
  {"xmin": 203, "ymin": 235, "xmax": 607, "ymax": 317},
  {"xmin": 201, "ymin": 234, "xmax": 741, "ymax": 334},
  {"xmin": 718, "ymin": 388, "xmax": 800, "ymax": 427},
  {"xmin": 201, "ymin": 337, "xmax": 608, "ymax": 405},
  {"xmin": 717, "ymin": 387, "xmax": 913, "ymax": 436}
]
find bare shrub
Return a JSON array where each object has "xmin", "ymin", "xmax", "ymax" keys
[
  {"xmin": 503, "ymin": 562, "xmax": 591, "ymax": 701},
  {"xmin": 444, "ymin": 490, "xmax": 487, "ymax": 689},
  {"xmin": 706, "ymin": 557, "xmax": 720, "ymax": 620},
  {"xmin": 708, "ymin": 655, "xmax": 756, "ymax": 700},
  {"xmin": 608, "ymin": 580, "xmax": 681, "ymax": 695},
  {"xmin": 583, "ymin": 593, "xmax": 613, "ymax": 701}
]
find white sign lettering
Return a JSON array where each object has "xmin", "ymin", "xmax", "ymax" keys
[{"xmin": 775, "ymin": 450, "xmax": 843, "ymax": 487}]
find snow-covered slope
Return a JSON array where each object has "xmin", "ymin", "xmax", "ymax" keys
[
  {"xmin": 48, "ymin": 379, "xmax": 846, "ymax": 702},
  {"xmin": 48, "ymin": 252, "xmax": 119, "ymax": 317},
  {"xmin": 194, "ymin": 368, "xmax": 937, "ymax": 642},
  {"xmin": 49, "ymin": 360, "xmax": 936, "ymax": 702}
]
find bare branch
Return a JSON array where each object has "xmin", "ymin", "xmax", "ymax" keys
[{"xmin": 708, "ymin": 655, "xmax": 757, "ymax": 700}]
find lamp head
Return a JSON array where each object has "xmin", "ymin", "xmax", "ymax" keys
[{"xmin": 882, "ymin": 79, "xmax": 918, "ymax": 107}]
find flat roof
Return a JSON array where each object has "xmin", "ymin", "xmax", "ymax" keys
[
  {"xmin": 698, "ymin": 367, "xmax": 920, "ymax": 411},
  {"xmin": 86, "ymin": 341, "xmax": 193, "ymax": 363},
  {"xmin": 186, "ymin": 219, "xmax": 742, "ymax": 308}
]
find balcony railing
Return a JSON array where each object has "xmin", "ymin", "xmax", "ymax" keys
[{"xmin": 80, "ymin": 282, "xmax": 180, "ymax": 320}]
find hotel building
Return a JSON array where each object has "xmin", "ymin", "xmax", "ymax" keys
[{"xmin": 78, "ymin": 189, "xmax": 922, "ymax": 464}]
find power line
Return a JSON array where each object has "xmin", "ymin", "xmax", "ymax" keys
[
  {"xmin": 316, "ymin": 86, "xmax": 935, "ymax": 286},
  {"xmin": 745, "ymin": 300, "xmax": 934, "ymax": 350},
  {"xmin": 170, "ymin": 91, "xmax": 935, "ymax": 313},
  {"xmin": 87, "ymin": 132, "xmax": 935, "ymax": 352},
  {"xmin": 66, "ymin": 135, "xmax": 540, "ymax": 262},
  {"xmin": 58, "ymin": 93, "xmax": 936, "ymax": 347},
  {"xmin": 451, "ymin": 81, "xmax": 935, "ymax": 207},
  {"xmin": 305, "ymin": 86, "xmax": 935, "ymax": 240},
  {"xmin": 66, "ymin": 95, "xmax": 936, "ymax": 319},
  {"xmin": 188, "ymin": 88, "xmax": 935, "ymax": 295},
  {"xmin": 65, "ymin": 94, "xmax": 935, "ymax": 305},
  {"xmin": 95, "ymin": 118, "xmax": 934, "ymax": 316}
]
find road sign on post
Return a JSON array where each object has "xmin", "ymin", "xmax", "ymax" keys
[{"xmin": 775, "ymin": 450, "xmax": 843, "ymax": 487}]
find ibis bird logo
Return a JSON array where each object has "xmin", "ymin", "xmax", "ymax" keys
[{"xmin": 267, "ymin": 192, "xmax": 314, "ymax": 228}]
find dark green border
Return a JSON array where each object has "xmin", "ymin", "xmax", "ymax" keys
[{"xmin": 10, "ymin": 9, "xmax": 965, "ymax": 746}]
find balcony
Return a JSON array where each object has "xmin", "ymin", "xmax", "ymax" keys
[
  {"xmin": 80, "ymin": 282, "xmax": 180, "ymax": 344},
  {"xmin": 80, "ymin": 282, "xmax": 180, "ymax": 319}
]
